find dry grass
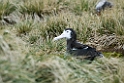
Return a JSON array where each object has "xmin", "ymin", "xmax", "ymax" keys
[
  {"xmin": 0, "ymin": 0, "xmax": 16, "ymax": 20},
  {"xmin": 0, "ymin": 0, "xmax": 124, "ymax": 83}
]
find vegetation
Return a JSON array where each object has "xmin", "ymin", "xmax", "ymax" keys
[
  {"xmin": 0, "ymin": 0, "xmax": 16, "ymax": 20},
  {"xmin": 0, "ymin": 0, "xmax": 124, "ymax": 83}
]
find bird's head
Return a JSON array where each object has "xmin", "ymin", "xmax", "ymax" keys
[{"xmin": 53, "ymin": 28, "xmax": 77, "ymax": 41}]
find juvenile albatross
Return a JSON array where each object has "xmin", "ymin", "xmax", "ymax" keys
[{"xmin": 53, "ymin": 28, "xmax": 104, "ymax": 62}]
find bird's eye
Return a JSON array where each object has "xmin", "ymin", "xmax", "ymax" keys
[{"xmin": 66, "ymin": 31, "xmax": 69, "ymax": 33}]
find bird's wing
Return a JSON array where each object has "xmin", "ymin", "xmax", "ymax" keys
[
  {"xmin": 73, "ymin": 41, "xmax": 91, "ymax": 49},
  {"xmin": 96, "ymin": 1, "xmax": 106, "ymax": 9}
]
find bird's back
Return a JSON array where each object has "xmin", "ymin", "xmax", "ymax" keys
[{"xmin": 68, "ymin": 41, "xmax": 103, "ymax": 57}]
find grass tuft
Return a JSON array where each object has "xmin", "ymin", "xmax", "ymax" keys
[
  {"xmin": 16, "ymin": 19, "xmax": 34, "ymax": 35},
  {"xmin": 40, "ymin": 17, "xmax": 67, "ymax": 38},
  {"xmin": 0, "ymin": 1, "xmax": 16, "ymax": 20},
  {"xmin": 0, "ymin": 0, "xmax": 124, "ymax": 83}
]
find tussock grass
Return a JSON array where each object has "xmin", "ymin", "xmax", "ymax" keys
[
  {"xmin": 0, "ymin": 0, "xmax": 124, "ymax": 83},
  {"xmin": 39, "ymin": 15, "xmax": 67, "ymax": 38},
  {"xmin": 1, "ymin": 53, "xmax": 124, "ymax": 83},
  {"xmin": 0, "ymin": 0, "xmax": 16, "ymax": 20},
  {"xmin": 16, "ymin": 18, "xmax": 34, "ymax": 35},
  {"xmin": 0, "ymin": 36, "xmax": 10, "ymax": 56},
  {"xmin": 71, "ymin": 0, "xmax": 96, "ymax": 15},
  {"xmin": 19, "ymin": 0, "xmax": 69, "ymax": 17}
]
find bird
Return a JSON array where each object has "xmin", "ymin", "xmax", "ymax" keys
[
  {"xmin": 53, "ymin": 28, "xmax": 104, "ymax": 62},
  {"xmin": 95, "ymin": 0, "xmax": 113, "ymax": 15}
]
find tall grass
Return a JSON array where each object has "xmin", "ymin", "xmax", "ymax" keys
[
  {"xmin": 19, "ymin": 0, "xmax": 69, "ymax": 18},
  {"xmin": 0, "ymin": 0, "xmax": 124, "ymax": 83},
  {"xmin": 71, "ymin": 0, "xmax": 95, "ymax": 15},
  {"xmin": 39, "ymin": 16, "xmax": 67, "ymax": 38},
  {"xmin": 15, "ymin": 18, "xmax": 34, "ymax": 35},
  {"xmin": 1, "ymin": 53, "xmax": 124, "ymax": 83},
  {"xmin": 0, "ymin": 0, "xmax": 16, "ymax": 20}
]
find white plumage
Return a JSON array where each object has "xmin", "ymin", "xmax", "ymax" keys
[
  {"xmin": 95, "ymin": 0, "xmax": 113, "ymax": 14},
  {"xmin": 96, "ymin": 0, "xmax": 106, "ymax": 11}
]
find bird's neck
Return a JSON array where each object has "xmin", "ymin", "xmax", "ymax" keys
[{"xmin": 67, "ymin": 38, "xmax": 76, "ymax": 50}]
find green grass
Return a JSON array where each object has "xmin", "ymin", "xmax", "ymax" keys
[
  {"xmin": 19, "ymin": 0, "xmax": 69, "ymax": 17},
  {"xmin": 0, "ymin": 1, "xmax": 16, "ymax": 20},
  {"xmin": 16, "ymin": 19, "xmax": 34, "ymax": 35},
  {"xmin": 0, "ymin": 53, "xmax": 124, "ymax": 83},
  {"xmin": 39, "ymin": 17, "xmax": 67, "ymax": 38},
  {"xmin": 0, "ymin": 0, "xmax": 124, "ymax": 83}
]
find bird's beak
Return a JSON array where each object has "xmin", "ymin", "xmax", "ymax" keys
[{"xmin": 53, "ymin": 32, "xmax": 65, "ymax": 41}]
